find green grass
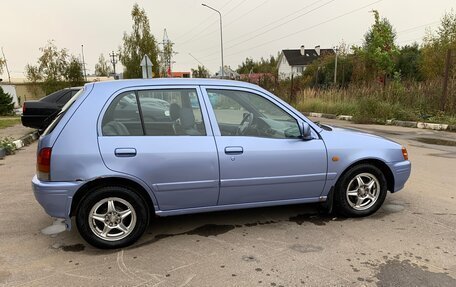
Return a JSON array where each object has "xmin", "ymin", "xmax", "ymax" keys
[
  {"xmin": 0, "ymin": 117, "xmax": 21, "ymax": 129},
  {"xmin": 295, "ymin": 97, "xmax": 438, "ymax": 124},
  {"xmin": 296, "ymin": 98, "xmax": 358, "ymax": 116},
  {"xmin": 296, "ymin": 97, "xmax": 456, "ymax": 125},
  {"xmin": 292, "ymin": 85, "xmax": 456, "ymax": 125}
]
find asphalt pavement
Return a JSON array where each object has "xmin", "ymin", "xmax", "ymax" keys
[{"xmin": 0, "ymin": 119, "xmax": 455, "ymax": 286}]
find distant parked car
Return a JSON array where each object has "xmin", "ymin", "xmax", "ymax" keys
[
  {"xmin": 139, "ymin": 97, "xmax": 170, "ymax": 110},
  {"xmin": 32, "ymin": 79, "xmax": 411, "ymax": 249},
  {"xmin": 21, "ymin": 87, "xmax": 81, "ymax": 130}
]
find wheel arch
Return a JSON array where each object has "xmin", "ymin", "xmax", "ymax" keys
[
  {"xmin": 70, "ymin": 177, "xmax": 156, "ymax": 217},
  {"xmin": 336, "ymin": 159, "xmax": 395, "ymax": 192}
]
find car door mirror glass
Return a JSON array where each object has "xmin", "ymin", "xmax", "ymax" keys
[{"xmin": 299, "ymin": 121, "xmax": 312, "ymax": 140}]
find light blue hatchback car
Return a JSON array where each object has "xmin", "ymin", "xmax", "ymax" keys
[{"xmin": 33, "ymin": 79, "xmax": 411, "ymax": 249}]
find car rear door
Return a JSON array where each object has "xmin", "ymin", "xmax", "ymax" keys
[
  {"xmin": 98, "ymin": 86, "xmax": 219, "ymax": 211},
  {"xmin": 201, "ymin": 86, "xmax": 327, "ymax": 205}
]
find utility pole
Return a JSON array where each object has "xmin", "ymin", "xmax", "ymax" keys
[
  {"xmin": 109, "ymin": 51, "xmax": 118, "ymax": 78},
  {"xmin": 333, "ymin": 46, "xmax": 339, "ymax": 86},
  {"xmin": 1, "ymin": 47, "xmax": 11, "ymax": 84},
  {"xmin": 163, "ymin": 29, "xmax": 169, "ymax": 77},
  {"xmin": 81, "ymin": 45, "xmax": 87, "ymax": 81},
  {"xmin": 290, "ymin": 72, "xmax": 294, "ymax": 103},
  {"xmin": 315, "ymin": 66, "xmax": 320, "ymax": 88},
  {"xmin": 441, "ymin": 49, "xmax": 453, "ymax": 111},
  {"xmin": 161, "ymin": 28, "xmax": 176, "ymax": 77}
]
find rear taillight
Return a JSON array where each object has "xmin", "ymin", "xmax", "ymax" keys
[
  {"xmin": 37, "ymin": 147, "xmax": 52, "ymax": 181},
  {"xmin": 22, "ymin": 103, "xmax": 26, "ymax": 114}
]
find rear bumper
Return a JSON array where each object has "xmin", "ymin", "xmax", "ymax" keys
[
  {"xmin": 21, "ymin": 115, "xmax": 47, "ymax": 129},
  {"xmin": 388, "ymin": 160, "xmax": 411, "ymax": 192},
  {"xmin": 32, "ymin": 175, "xmax": 83, "ymax": 229}
]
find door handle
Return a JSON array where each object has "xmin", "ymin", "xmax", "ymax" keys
[
  {"xmin": 225, "ymin": 146, "xmax": 243, "ymax": 155},
  {"xmin": 115, "ymin": 148, "xmax": 137, "ymax": 157}
]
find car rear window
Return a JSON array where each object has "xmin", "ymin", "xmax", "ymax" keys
[
  {"xmin": 40, "ymin": 90, "xmax": 66, "ymax": 103},
  {"xmin": 42, "ymin": 88, "xmax": 84, "ymax": 136}
]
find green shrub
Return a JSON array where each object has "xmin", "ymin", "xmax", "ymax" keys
[
  {"xmin": 0, "ymin": 87, "xmax": 14, "ymax": 116},
  {"xmin": 0, "ymin": 137, "xmax": 16, "ymax": 155}
]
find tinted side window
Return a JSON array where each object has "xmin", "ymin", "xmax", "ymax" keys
[
  {"xmin": 41, "ymin": 90, "xmax": 66, "ymax": 103},
  {"xmin": 56, "ymin": 91, "xmax": 72, "ymax": 105},
  {"xmin": 137, "ymin": 89, "xmax": 206, "ymax": 136},
  {"xmin": 102, "ymin": 91, "xmax": 144, "ymax": 136},
  {"xmin": 207, "ymin": 89, "xmax": 300, "ymax": 139}
]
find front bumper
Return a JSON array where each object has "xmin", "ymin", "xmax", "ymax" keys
[
  {"xmin": 32, "ymin": 175, "xmax": 83, "ymax": 229},
  {"xmin": 388, "ymin": 160, "xmax": 411, "ymax": 192}
]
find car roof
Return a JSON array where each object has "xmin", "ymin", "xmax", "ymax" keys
[
  {"xmin": 85, "ymin": 78, "xmax": 261, "ymax": 92},
  {"xmin": 76, "ymin": 78, "xmax": 321, "ymax": 134}
]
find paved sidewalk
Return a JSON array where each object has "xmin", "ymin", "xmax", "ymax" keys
[{"xmin": 0, "ymin": 123, "xmax": 35, "ymax": 140}]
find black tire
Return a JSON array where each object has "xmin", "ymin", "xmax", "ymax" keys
[
  {"xmin": 334, "ymin": 164, "xmax": 387, "ymax": 217},
  {"xmin": 76, "ymin": 186, "xmax": 149, "ymax": 249}
]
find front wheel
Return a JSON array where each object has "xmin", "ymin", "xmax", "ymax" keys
[
  {"xmin": 76, "ymin": 186, "xmax": 149, "ymax": 249},
  {"xmin": 334, "ymin": 164, "xmax": 387, "ymax": 217}
]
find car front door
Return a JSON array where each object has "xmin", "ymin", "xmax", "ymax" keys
[
  {"xmin": 202, "ymin": 87, "xmax": 327, "ymax": 205},
  {"xmin": 98, "ymin": 86, "xmax": 219, "ymax": 211}
]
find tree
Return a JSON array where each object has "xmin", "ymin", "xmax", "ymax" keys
[
  {"xmin": 0, "ymin": 86, "xmax": 14, "ymax": 116},
  {"xmin": 302, "ymin": 43, "xmax": 353, "ymax": 88},
  {"xmin": 396, "ymin": 44, "xmax": 423, "ymax": 81},
  {"xmin": 120, "ymin": 4, "xmax": 159, "ymax": 78},
  {"xmin": 353, "ymin": 10, "xmax": 398, "ymax": 84},
  {"xmin": 25, "ymin": 41, "xmax": 84, "ymax": 95},
  {"xmin": 303, "ymin": 54, "xmax": 354, "ymax": 88},
  {"xmin": 421, "ymin": 11, "xmax": 456, "ymax": 79},
  {"xmin": 66, "ymin": 56, "xmax": 84, "ymax": 85},
  {"xmin": 191, "ymin": 65, "xmax": 209, "ymax": 78},
  {"xmin": 236, "ymin": 55, "xmax": 278, "ymax": 74},
  {"xmin": 95, "ymin": 54, "xmax": 112, "ymax": 76},
  {"xmin": 32, "ymin": 41, "xmax": 68, "ymax": 81},
  {"xmin": 236, "ymin": 57, "xmax": 255, "ymax": 74}
]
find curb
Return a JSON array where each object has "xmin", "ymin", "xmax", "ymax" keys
[
  {"xmin": 303, "ymin": 112, "xmax": 454, "ymax": 132},
  {"xmin": 304, "ymin": 112, "xmax": 352, "ymax": 121},
  {"xmin": 12, "ymin": 130, "xmax": 39, "ymax": 150}
]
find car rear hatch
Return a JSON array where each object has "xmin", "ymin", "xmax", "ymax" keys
[{"xmin": 36, "ymin": 86, "xmax": 91, "ymax": 181}]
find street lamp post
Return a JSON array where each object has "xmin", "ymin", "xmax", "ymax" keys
[
  {"xmin": 202, "ymin": 3, "xmax": 224, "ymax": 79},
  {"xmin": 333, "ymin": 46, "xmax": 339, "ymax": 85},
  {"xmin": 81, "ymin": 45, "xmax": 87, "ymax": 82}
]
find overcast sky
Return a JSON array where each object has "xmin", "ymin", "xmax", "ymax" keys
[{"xmin": 1, "ymin": 0, "xmax": 455, "ymax": 79}]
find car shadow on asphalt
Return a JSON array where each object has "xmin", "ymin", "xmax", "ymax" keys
[
  {"xmin": 56, "ymin": 199, "xmax": 404, "ymax": 253},
  {"xmin": 130, "ymin": 203, "xmax": 346, "ymax": 250}
]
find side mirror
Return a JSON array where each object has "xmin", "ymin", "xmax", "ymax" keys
[{"xmin": 299, "ymin": 121, "xmax": 313, "ymax": 141}]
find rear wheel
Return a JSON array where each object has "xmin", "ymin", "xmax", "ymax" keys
[
  {"xmin": 76, "ymin": 186, "xmax": 149, "ymax": 249},
  {"xmin": 334, "ymin": 164, "xmax": 387, "ymax": 217}
]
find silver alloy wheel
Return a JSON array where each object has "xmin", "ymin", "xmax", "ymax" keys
[
  {"xmin": 88, "ymin": 197, "xmax": 137, "ymax": 241},
  {"xmin": 346, "ymin": 172, "xmax": 380, "ymax": 211}
]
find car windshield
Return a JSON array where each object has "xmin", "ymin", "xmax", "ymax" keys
[{"xmin": 42, "ymin": 88, "xmax": 85, "ymax": 135}]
